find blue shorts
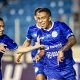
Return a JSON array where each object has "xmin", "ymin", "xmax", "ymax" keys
[
  {"xmin": 44, "ymin": 67, "xmax": 76, "ymax": 80},
  {"xmin": 33, "ymin": 60, "xmax": 45, "ymax": 76}
]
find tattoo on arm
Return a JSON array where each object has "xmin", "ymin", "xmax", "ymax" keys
[{"xmin": 61, "ymin": 36, "xmax": 76, "ymax": 52}]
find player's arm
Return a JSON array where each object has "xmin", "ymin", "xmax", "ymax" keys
[
  {"xmin": 18, "ymin": 39, "xmax": 31, "ymax": 55},
  {"xmin": 15, "ymin": 39, "xmax": 44, "ymax": 62},
  {"xmin": 34, "ymin": 36, "xmax": 45, "ymax": 62},
  {"xmin": 0, "ymin": 43, "xmax": 7, "ymax": 53},
  {"xmin": 57, "ymin": 35, "xmax": 76, "ymax": 64},
  {"xmin": 61, "ymin": 35, "xmax": 76, "ymax": 52},
  {"xmin": 16, "ymin": 43, "xmax": 44, "ymax": 53},
  {"xmin": 23, "ymin": 39, "xmax": 31, "ymax": 47},
  {"xmin": 34, "ymin": 47, "xmax": 45, "ymax": 62},
  {"xmin": 15, "ymin": 39, "xmax": 31, "ymax": 62}
]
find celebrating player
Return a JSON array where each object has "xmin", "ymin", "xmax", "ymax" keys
[
  {"xmin": 16, "ymin": 8, "xmax": 46, "ymax": 80},
  {"xmin": 36, "ymin": 8, "xmax": 77, "ymax": 80}
]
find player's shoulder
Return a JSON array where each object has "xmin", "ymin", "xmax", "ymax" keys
[
  {"xmin": 52, "ymin": 21, "xmax": 61, "ymax": 29},
  {"xmin": 54, "ymin": 21, "xmax": 64, "ymax": 25},
  {"xmin": 2, "ymin": 34, "xmax": 11, "ymax": 40},
  {"xmin": 28, "ymin": 24, "xmax": 41, "ymax": 33},
  {"xmin": 54, "ymin": 21, "xmax": 68, "ymax": 28},
  {"xmin": 28, "ymin": 24, "xmax": 37, "ymax": 29},
  {"xmin": 1, "ymin": 34, "xmax": 8, "ymax": 38}
]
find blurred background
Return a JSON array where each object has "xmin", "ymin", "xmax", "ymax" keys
[{"xmin": 0, "ymin": 0, "xmax": 80, "ymax": 80}]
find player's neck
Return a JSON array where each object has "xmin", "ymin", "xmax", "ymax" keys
[
  {"xmin": 47, "ymin": 21, "xmax": 52, "ymax": 29},
  {"xmin": 0, "ymin": 33, "xmax": 3, "ymax": 36},
  {"xmin": 44, "ymin": 21, "xmax": 53, "ymax": 31}
]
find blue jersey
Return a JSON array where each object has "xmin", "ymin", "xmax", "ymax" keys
[
  {"xmin": 37, "ymin": 21, "xmax": 75, "ymax": 69},
  {"xmin": 26, "ymin": 24, "xmax": 41, "ymax": 58},
  {"xmin": 0, "ymin": 34, "xmax": 18, "ymax": 80},
  {"xmin": 0, "ymin": 34, "xmax": 18, "ymax": 68},
  {"xmin": 26, "ymin": 25, "xmax": 46, "ymax": 76}
]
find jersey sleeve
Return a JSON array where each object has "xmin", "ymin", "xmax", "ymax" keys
[
  {"xmin": 60, "ymin": 22, "xmax": 74, "ymax": 39},
  {"xmin": 37, "ymin": 29, "xmax": 41, "ymax": 37},
  {"xmin": 26, "ymin": 27, "xmax": 32, "ymax": 40},
  {"xmin": 5, "ymin": 36, "xmax": 18, "ymax": 50}
]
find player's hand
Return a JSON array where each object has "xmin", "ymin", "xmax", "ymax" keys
[
  {"xmin": 57, "ymin": 50, "xmax": 64, "ymax": 65},
  {"xmin": 37, "ymin": 36, "xmax": 40, "ymax": 44},
  {"xmin": 34, "ymin": 50, "xmax": 45, "ymax": 62},
  {"xmin": 0, "ymin": 43, "xmax": 7, "ymax": 53},
  {"xmin": 35, "ymin": 36, "xmax": 40, "ymax": 45},
  {"xmin": 14, "ymin": 52, "xmax": 23, "ymax": 63},
  {"xmin": 34, "ymin": 54, "xmax": 41, "ymax": 63},
  {"xmin": 16, "ymin": 53, "xmax": 23, "ymax": 63},
  {"xmin": 35, "ymin": 36, "xmax": 44, "ymax": 48}
]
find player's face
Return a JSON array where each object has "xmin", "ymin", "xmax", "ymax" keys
[
  {"xmin": 35, "ymin": 12, "xmax": 51, "ymax": 29},
  {"xmin": 0, "ymin": 20, "xmax": 4, "ymax": 36},
  {"xmin": 34, "ymin": 13, "xmax": 42, "ymax": 27}
]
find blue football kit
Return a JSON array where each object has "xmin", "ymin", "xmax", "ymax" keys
[
  {"xmin": 0, "ymin": 34, "xmax": 18, "ymax": 80},
  {"xmin": 37, "ymin": 21, "xmax": 76, "ymax": 80},
  {"xmin": 26, "ymin": 24, "xmax": 46, "ymax": 76}
]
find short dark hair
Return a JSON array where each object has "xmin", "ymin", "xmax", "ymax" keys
[
  {"xmin": 35, "ymin": 8, "xmax": 51, "ymax": 16},
  {"xmin": 34, "ymin": 8, "xmax": 42, "ymax": 16},
  {"xmin": 0, "ymin": 17, "xmax": 4, "ymax": 26},
  {"xmin": 0, "ymin": 17, "xmax": 4, "ymax": 21}
]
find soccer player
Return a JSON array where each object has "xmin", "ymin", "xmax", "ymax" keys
[
  {"xmin": 0, "ymin": 17, "xmax": 18, "ymax": 80},
  {"xmin": 36, "ymin": 8, "xmax": 77, "ymax": 80},
  {"xmin": 0, "ymin": 17, "xmax": 44, "ymax": 80},
  {"xmin": 17, "ymin": 8, "xmax": 46, "ymax": 80}
]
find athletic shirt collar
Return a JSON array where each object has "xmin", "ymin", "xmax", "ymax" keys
[
  {"xmin": 36, "ymin": 24, "xmax": 41, "ymax": 29},
  {"xmin": 44, "ymin": 22, "xmax": 54, "ymax": 31}
]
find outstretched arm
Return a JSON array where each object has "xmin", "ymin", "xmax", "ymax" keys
[
  {"xmin": 15, "ymin": 39, "xmax": 31, "ymax": 63},
  {"xmin": 16, "ymin": 36, "xmax": 43, "ymax": 53},
  {"xmin": 16, "ymin": 44, "xmax": 44, "ymax": 53},
  {"xmin": 16, "ymin": 36, "xmax": 44, "ymax": 63}
]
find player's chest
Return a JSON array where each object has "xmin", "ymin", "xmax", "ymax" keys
[
  {"xmin": 0, "ymin": 37, "xmax": 5, "ymax": 43},
  {"xmin": 40, "ymin": 29, "xmax": 62, "ymax": 42}
]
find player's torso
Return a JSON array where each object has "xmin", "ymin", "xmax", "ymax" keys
[
  {"xmin": 40, "ymin": 22, "xmax": 67, "ymax": 52},
  {"xmin": 38, "ymin": 22, "xmax": 72, "ymax": 68}
]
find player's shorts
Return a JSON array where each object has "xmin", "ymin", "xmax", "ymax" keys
[
  {"xmin": 44, "ymin": 66, "xmax": 76, "ymax": 80},
  {"xmin": 0, "ymin": 70, "xmax": 2, "ymax": 80},
  {"xmin": 33, "ymin": 60, "xmax": 45, "ymax": 76}
]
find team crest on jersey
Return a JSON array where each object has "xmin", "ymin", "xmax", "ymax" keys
[{"xmin": 52, "ymin": 31, "xmax": 58, "ymax": 38}]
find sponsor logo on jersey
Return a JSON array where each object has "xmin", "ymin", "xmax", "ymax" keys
[
  {"xmin": 45, "ymin": 43, "xmax": 62, "ymax": 50},
  {"xmin": 46, "ymin": 51, "xmax": 58, "ymax": 59}
]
